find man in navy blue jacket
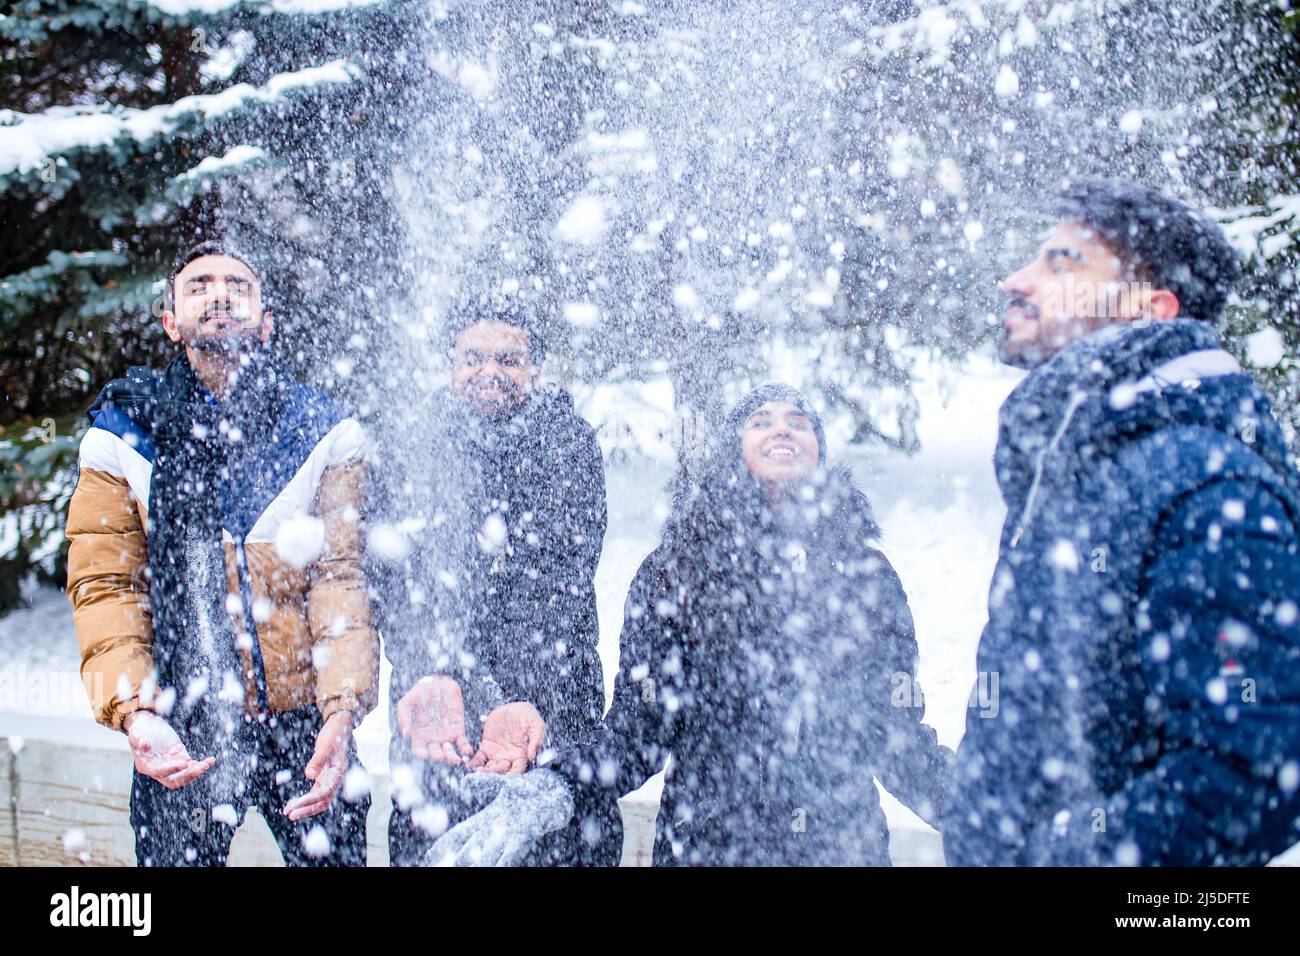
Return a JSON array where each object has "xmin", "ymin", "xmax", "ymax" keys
[{"xmin": 944, "ymin": 179, "xmax": 1300, "ymax": 866}]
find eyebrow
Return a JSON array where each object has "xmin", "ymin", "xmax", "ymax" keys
[
  {"xmin": 184, "ymin": 273, "xmax": 252, "ymax": 284},
  {"xmin": 1044, "ymin": 247, "xmax": 1086, "ymax": 265},
  {"xmin": 747, "ymin": 410, "xmax": 809, "ymax": 423}
]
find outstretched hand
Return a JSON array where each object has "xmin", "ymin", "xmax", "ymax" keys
[
  {"xmin": 397, "ymin": 675, "xmax": 473, "ymax": 764},
  {"xmin": 284, "ymin": 711, "xmax": 353, "ymax": 822},
  {"xmin": 468, "ymin": 701, "xmax": 546, "ymax": 774},
  {"xmin": 125, "ymin": 710, "xmax": 215, "ymax": 789},
  {"xmin": 425, "ymin": 768, "xmax": 574, "ymax": 867}
]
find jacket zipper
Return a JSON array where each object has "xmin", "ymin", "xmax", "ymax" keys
[{"xmin": 1009, "ymin": 391, "xmax": 1087, "ymax": 550}]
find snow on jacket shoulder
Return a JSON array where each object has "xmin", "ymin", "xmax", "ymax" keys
[{"xmin": 65, "ymin": 366, "xmax": 380, "ymax": 730}]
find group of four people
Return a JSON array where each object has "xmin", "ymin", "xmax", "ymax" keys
[{"xmin": 64, "ymin": 178, "xmax": 1300, "ymax": 867}]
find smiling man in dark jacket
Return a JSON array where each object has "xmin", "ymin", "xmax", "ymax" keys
[
  {"xmin": 944, "ymin": 179, "xmax": 1300, "ymax": 866},
  {"xmin": 368, "ymin": 297, "xmax": 621, "ymax": 865}
]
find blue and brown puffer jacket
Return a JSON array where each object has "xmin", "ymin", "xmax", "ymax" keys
[
  {"xmin": 945, "ymin": 318, "xmax": 1300, "ymax": 867},
  {"xmin": 65, "ymin": 354, "xmax": 379, "ymax": 734}
]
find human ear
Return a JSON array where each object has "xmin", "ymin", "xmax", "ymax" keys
[
  {"xmin": 1148, "ymin": 289, "xmax": 1180, "ymax": 321},
  {"xmin": 161, "ymin": 309, "xmax": 182, "ymax": 344}
]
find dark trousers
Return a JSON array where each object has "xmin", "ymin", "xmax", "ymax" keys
[
  {"xmin": 386, "ymin": 739, "xmax": 622, "ymax": 867},
  {"xmin": 129, "ymin": 708, "xmax": 370, "ymax": 867}
]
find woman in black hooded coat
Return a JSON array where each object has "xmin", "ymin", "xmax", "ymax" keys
[{"xmin": 427, "ymin": 384, "xmax": 953, "ymax": 866}]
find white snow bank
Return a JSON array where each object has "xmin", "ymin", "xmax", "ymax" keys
[
  {"xmin": 574, "ymin": 375, "xmax": 677, "ymax": 465},
  {"xmin": 0, "ymin": 585, "xmax": 88, "ymax": 721}
]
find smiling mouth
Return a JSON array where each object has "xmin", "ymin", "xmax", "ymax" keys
[{"xmin": 763, "ymin": 445, "xmax": 800, "ymax": 460}]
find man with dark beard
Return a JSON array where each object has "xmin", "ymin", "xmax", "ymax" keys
[
  {"xmin": 944, "ymin": 180, "xmax": 1300, "ymax": 866},
  {"xmin": 369, "ymin": 298, "xmax": 621, "ymax": 866},
  {"xmin": 65, "ymin": 241, "xmax": 379, "ymax": 865}
]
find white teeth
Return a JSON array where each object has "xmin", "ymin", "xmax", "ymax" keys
[{"xmin": 766, "ymin": 446, "xmax": 796, "ymax": 458}]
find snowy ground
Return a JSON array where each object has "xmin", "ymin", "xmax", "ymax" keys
[{"xmin": 0, "ymin": 350, "xmax": 1021, "ymax": 840}]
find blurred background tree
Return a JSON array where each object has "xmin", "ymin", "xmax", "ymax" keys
[{"xmin": 1210, "ymin": 0, "xmax": 1300, "ymax": 448}]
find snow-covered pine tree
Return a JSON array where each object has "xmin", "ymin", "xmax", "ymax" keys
[{"xmin": 1207, "ymin": 0, "xmax": 1300, "ymax": 452}]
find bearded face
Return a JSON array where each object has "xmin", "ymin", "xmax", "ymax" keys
[
  {"xmin": 165, "ymin": 254, "xmax": 271, "ymax": 356},
  {"xmin": 998, "ymin": 220, "xmax": 1158, "ymax": 369},
  {"xmin": 450, "ymin": 320, "xmax": 539, "ymax": 417}
]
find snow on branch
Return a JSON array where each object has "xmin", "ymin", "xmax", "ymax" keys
[
  {"xmin": 141, "ymin": 0, "xmax": 385, "ymax": 15},
  {"xmin": 172, "ymin": 143, "xmax": 267, "ymax": 181},
  {"xmin": 0, "ymin": 60, "xmax": 357, "ymax": 178},
  {"xmin": 1215, "ymin": 194, "xmax": 1300, "ymax": 262}
]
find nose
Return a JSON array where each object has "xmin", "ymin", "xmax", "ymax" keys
[
  {"xmin": 1002, "ymin": 262, "xmax": 1034, "ymax": 299},
  {"xmin": 208, "ymin": 278, "xmax": 244, "ymax": 305}
]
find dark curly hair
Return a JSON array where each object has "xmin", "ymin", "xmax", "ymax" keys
[{"xmin": 1054, "ymin": 178, "xmax": 1241, "ymax": 323}]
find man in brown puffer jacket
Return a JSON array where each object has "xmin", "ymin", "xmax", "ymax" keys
[{"xmin": 65, "ymin": 240, "xmax": 379, "ymax": 866}]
